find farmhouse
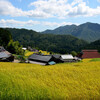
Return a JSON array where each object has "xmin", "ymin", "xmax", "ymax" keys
[
  {"xmin": 28, "ymin": 54, "xmax": 55, "ymax": 65},
  {"xmin": 52, "ymin": 54, "xmax": 64, "ymax": 63},
  {"xmin": 80, "ymin": 50, "xmax": 100, "ymax": 58},
  {"xmin": 0, "ymin": 46, "xmax": 14, "ymax": 62},
  {"xmin": 61, "ymin": 54, "xmax": 75, "ymax": 62},
  {"xmin": 28, "ymin": 54, "xmax": 63, "ymax": 65}
]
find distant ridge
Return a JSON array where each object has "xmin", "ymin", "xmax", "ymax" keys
[
  {"xmin": 42, "ymin": 22, "xmax": 100, "ymax": 42},
  {"xmin": 4, "ymin": 28, "xmax": 87, "ymax": 54}
]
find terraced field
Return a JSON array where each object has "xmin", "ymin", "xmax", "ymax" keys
[{"xmin": 0, "ymin": 59, "xmax": 100, "ymax": 100}]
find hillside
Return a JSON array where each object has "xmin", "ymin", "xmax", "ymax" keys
[
  {"xmin": 5, "ymin": 28, "xmax": 87, "ymax": 54},
  {"xmin": 0, "ymin": 59, "xmax": 100, "ymax": 100},
  {"xmin": 43, "ymin": 25, "xmax": 77, "ymax": 35},
  {"xmin": 43, "ymin": 22, "xmax": 100, "ymax": 42},
  {"xmin": 84, "ymin": 39, "xmax": 100, "ymax": 52}
]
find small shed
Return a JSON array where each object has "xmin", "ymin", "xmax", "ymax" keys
[{"xmin": 61, "ymin": 54, "xmax": 74, "ymax": 62}]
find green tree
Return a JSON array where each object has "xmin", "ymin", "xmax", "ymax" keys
[
  {"xmin": 71, "ymin": 51, "xmax": 77, "ymax": 57},
  {"xmin": 7, "ymin": 40, "xmax": 24, "ymax": 55},
  {"xmin": 0, "ymin": 28, "xmax": 12, "ymax": 48}
]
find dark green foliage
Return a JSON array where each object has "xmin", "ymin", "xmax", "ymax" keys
[
  {"xmin": 43, "ymin": 22, "xmax": 100, "ymax": 42},
  {"xmin": 71, "ymin": 51, "xmax": 77, "ymax": 57},
  {"xmin": 84, "ymin": 39, "xmax": 100, "ymax": 52},
  {"xmin": 7, "ymin": 40, "xmax": 24, "ymax": 55},
  {"xmin": 6, "ymin": 28, "xmax": 87, "ymax": 54},
  {"xmin": 0, "ymin": 28, "xmax": 12, "ymax": 48},
  {"xmin": 0, "ymin": 28, "xmax": 24, "ymax": 55}
]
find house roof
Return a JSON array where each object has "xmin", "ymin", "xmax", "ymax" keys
[
  {"xmin": 82, "ymin": 50, "xmax": 100, "ymax": 58},
  {"xmin": 61, "ymin": 54, "xmax": 73, "ymax": 59},
  {"xmin": 52, "ymin": 54, "xmax": 61, "ymax": 59},
  {"xmin": 82, "ymin": 50, "xmax": 98, "ymax": 52},
  {"xmin": 0, "ymin": 51, "xmax": 10, "ymax": 59},
  {"xmin": 28, "ymin": 54, "xmax": 52, "ymax": 62}
]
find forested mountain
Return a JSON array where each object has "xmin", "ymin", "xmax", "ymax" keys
[
  {"xmin": 84, "ymin": 39, "xmax": 100, "ymax": 52},
  {"xmin": 42, "ymin": 22, "xmax": 100, "ymax": 42},
  {"xmin": 43, "ymin": 25, "xmax": 77, "ymax": 35},
  {"xmin": 6, "ymin": 28, "xmax": 87, "ymax": 54}
]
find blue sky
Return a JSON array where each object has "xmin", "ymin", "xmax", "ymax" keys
[{"xmin": 0, "ymin": 0, "xmax": 100, "ymax": 32}]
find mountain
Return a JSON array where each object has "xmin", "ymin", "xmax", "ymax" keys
[
  {"xmin": 5, "ymin": 28, "xmax": 87, "ymax": 54},
  {"xmin": 84, "ymin": 39, "xmax": 100, "ymax": 52},
  {"xmin": 43, "ymin": 25, "xmax": 77, "ymax": 35},
  {"xmin": 42, "ymin": 22, "xmax": 100, "ymax": 42}
]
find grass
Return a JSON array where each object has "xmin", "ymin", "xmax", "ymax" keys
[
  {"xmin": 90, "ymin": 58, "xmax": 100, "ymax": 62},
  {"xmin": 0, "ymin": 59, "xmax": 100, "ymax": 100}
]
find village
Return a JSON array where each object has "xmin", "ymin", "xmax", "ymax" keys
[{"xmin": 0, "ymin": 46, "xmax": 100, "ymax": 65}]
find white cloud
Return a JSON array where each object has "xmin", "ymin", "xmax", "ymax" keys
[
  {"xmin": 42, "ymin": 21, "xmax": 79, "ymax": 27},
  {"xmin": 0, "ymin": 19, "xmax": 40, "ymax": 27},
  {"xmin": 68, "ymin": 2, "xmax": 100, "ymax": 17},
  {"xmin": 0, "ymin": 19, "xmax": 78, "ymax": 28},
  {"xmin": 29, "ymin": 0, "xmax": 100, "ymax": 18},
  {"xmin": 29, "ymin": 0, "xmax": 70, "ymax": 18},
  {"xmin": 0, "ymin": 0, "xmax": 27, "ymax": 17},
  {"xmin": 0, "ymin": 0, "xmax": 100, "ymax": 18},
  {"xmin": 97, "ymin": 0, "xmax": 100, "ymax": 2}
]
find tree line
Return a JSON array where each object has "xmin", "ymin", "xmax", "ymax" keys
[
  {"xmin": 6, "ymin": 28, "xmax": 88, "ymax": 54},
  {"xmin": 0, "ymin": 28, "xmax": 24, "ymax": 55}
]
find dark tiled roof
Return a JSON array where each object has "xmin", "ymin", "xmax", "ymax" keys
[
  {"xmin": 28, "ymin": 54, "xmax": 52, "ymax": 62},
  {"xmin": 52, "ymin": 54, "xmax": 61, "ymax": 59}
]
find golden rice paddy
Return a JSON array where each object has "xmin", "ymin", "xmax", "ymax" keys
[{"xmin": 0, "ymin": 59, "xmax": 100, "ymax": 100}]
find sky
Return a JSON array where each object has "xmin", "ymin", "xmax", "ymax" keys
[{"xmin": 0, "ymin": 0, "xmax": 100, "ymax": 32}]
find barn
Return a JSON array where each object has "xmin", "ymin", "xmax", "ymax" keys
[{"xmin": 80, "ymin": 50, "xmax": 100, "ymax": 58}]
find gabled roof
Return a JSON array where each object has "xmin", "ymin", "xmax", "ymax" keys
[
  {"xmin": 28, "ymin": 54, "xmax": 52, "ymax": 62},
  {"xmin": 52, "ymin": 54, "xmax": 61, "ymax": 59},
  {"xmin": 0, "ymin": 51, "xmax": 10, "ymax": 59},
  {"xmin": 61, "ymin": 54, "xmax": 73, "ymax": 59},
  {"xmin": 82, "ymin": 50, "xmax": 100, "ymax": 58}
]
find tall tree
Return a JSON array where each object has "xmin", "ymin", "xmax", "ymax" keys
[{"xmin": 0, "ymin": 28, "xmax": 12, "ymax": 48}]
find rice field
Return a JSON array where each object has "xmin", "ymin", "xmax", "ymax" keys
[
  {"xmin": 0, "ymin": 59, "xmax": 100, "ymax": 100},
  {"xmin": 24, "ymin": 50, "xmax": 50, "ymax": 57}
]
